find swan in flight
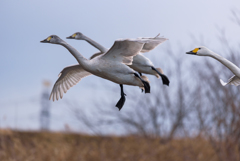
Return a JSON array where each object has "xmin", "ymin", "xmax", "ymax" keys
[
  {"xmin": 67, "ymin": 32, "xmax": 170, "ymax": 86},
  {"xmin": 40, "ymin": 35, "xmax": 151, "ymax": 110},
  {"xmin": 186, "ymin": 46, "xmax": 240, "ymax": 86}
]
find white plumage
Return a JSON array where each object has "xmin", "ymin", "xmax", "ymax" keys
[
  {"xmin": 186, "ymin": 46, "xmax": 240, "ymax": 87},
  {"xmin": 41, "ymin": 35, "xmax": 151, "ymax": 110},
  {"xmin": 49, "ymin": 64, "xmax": 91, "ymax": 101},
  {"xmin": 67, "ymin": 32, "xmax": 170, "ymax": 85}
]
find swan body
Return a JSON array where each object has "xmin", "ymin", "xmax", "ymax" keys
[
  {"xmin": 67, "ymin": 32, "xmax": 170, "ymax": 86},
  {"xmin": 128, "ymin": 53, "xmax": 163, "ymax": 78},
  {"xmin": 186, "ymin": 46, "xmax": 240, "ymax": 86},
  {"xmin": 41, "ymin": 35, "xmax": 151, "ymax": 110}
]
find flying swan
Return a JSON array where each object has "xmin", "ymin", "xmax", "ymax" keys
[
  {"xmin": 67, "ymin": 32, "xmax": 170, "ymax": 86},
  {"xmin": 41, "ymin": 35, "xmax": 151, "ymax": 110},
  {"xmin": 186, "ymin": 46, "xmax": 240, "ymax": 86}
]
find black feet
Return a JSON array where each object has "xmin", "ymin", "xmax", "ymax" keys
[
  {"xmin": 160, "ymin": 74, "xmax": 170, "ymax": 86},
  {"xmin": 115, "ymin": 84, "xmax": 126, "ymax": 111},
  {"xmin": 116, "ymin": 94, "xmax": 126, "ymax": 111},
  {"xmin": 134, "ymin": 73, "xmax": 150, "ymax": 93},
  {"xmin": 151, "ymin": 66, "xmax": 170, "ymax": 86}
]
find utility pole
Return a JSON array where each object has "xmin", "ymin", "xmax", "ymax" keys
[{"xmin": 40, "ymin": 80, "xmax": 51, "ymax": 131}]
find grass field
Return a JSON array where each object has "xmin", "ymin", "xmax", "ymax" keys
[{"xmin": 0, "ymin": 130, "xmax": 222, "ymax": 161}]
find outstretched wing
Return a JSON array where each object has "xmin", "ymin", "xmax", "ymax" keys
[
  {"xmin": 101, "ymin": 39, "xmax": 148, "ymax": 65},
  {"xmin": 140, "ymin": 34, "xmax": 168, "ymax": 53},
  {"xmin": 50, "ymin": 64, "xmax": 92, "ymax": 101},
  {"xmin": 220, "ymin": 75, "xmax": 240, "ymax": 86}
]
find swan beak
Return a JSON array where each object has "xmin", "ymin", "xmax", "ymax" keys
[
  {"xmin": 66, "ymin": 36, "xmax": 74, "ymax": 39},
  {"xmin": 186, "ymin": 51, "xmax": 196, "ymax": 55},
  {"xmin": 67, "ymin": 33, "xmax": 77, "ymax": 39},
  {"xmin": 40, "ymin": 38, "xmax": 49, "ymax": 43}
]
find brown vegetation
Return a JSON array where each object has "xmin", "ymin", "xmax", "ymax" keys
[{"xmin": 0, "ymin": 130, "xmax": 221, "ymax": 161}]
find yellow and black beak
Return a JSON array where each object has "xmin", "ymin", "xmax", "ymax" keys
[
  {"xmin": 66, "ymin": 33, "xmax": 76, "ymax": 39},
  {"xmin": 40, "ymin": 36, "xmax": 52, "ymax": 43},
  {"xmin": 186, "ymin": 48, "xmax": 199, "ymax": 55}
]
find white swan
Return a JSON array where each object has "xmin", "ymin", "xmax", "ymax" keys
[
  {"xmin": 186, "ymin": 46, "xmax": 240, "ymax": 86},
  {"xmin": 41, "ymin": 35, "xmax": 151, "ymax": 110},
  {"xmin": 67, "ymin": 32, "xmax": 170, "ymax": 86}
]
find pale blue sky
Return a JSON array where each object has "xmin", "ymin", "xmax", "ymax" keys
[{"xmin": 0, "ymin": 0, "xmax": 240, "ymax": 131}]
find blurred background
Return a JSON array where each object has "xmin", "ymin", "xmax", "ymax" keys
[{"xmin": 1, "ymin": 0, "xmax": 240, "ymax": 160}]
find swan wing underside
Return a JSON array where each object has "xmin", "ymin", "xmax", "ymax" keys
[
  {"xmin": 50, "ymin": 64, "xmax": 92, "ymax": 101},
  {"xmin": 140, "ymin": 34, "xmax": 168, "ymax": 53},
  {"xmin": 101, "ymin": 39, "xmax": 147, "ymax": 65},
  {"xmin": 220, "ymin": 75, "xmax": 240, "ymax": 86}
]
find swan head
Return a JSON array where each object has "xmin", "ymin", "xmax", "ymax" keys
[
  {"xmin": 40, "ymin": 35, "xmax": 63, "ymax": 44},
  {"xmin": 66, "ymin": 32, "xmax": 85, "ymax": 40},
  {"xmin": 186, "ymin": 46, "xmax": 213, "ymax": 56}
]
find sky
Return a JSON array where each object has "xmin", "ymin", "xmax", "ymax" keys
[{"xmin": 0, "ymin": 0, "xmax": 240, "ymax": 132}]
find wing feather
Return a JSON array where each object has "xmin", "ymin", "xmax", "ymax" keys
[
  {"xmin": 50, "ymin": 64, "xmax": 92, "ymax": 101},
  {"xmin": 101, "ymin": 39, "xmax": 149, "ymax": 65},
  {"xmin": 62, "ymin": 81, "xmax": 67, "ymax": 93},
  {"xmin": 56, "ymin": 86, "xmax": 60, "ymax": 100},
  {"xmin": 220, "ymin": 75, "xmax": 240, "ymax": 86},
  {"xmin": 140, "ymin": 34, "xmax": 168, "ymax": 53},
  {"xmin": 64, "ymin": 79, "xmax": 70, "ymax": 90}
]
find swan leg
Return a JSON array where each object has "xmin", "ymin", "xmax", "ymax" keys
[
  {"xmin": 134, "ymin": 73, "xmax": 150, "ymax": 93},
  {"xmin": 151, "ymin": 66, "xmax": 170, "ymax": 86},
  {"xmin": 115, "ymin": 84, "xmax": 126, "ymax": 111},
  {"xmin": 138, "ymin": 72, "xmax": 144, "ymax": 92}
]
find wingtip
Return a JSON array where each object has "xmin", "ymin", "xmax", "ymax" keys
[
  {"xmin": 154, "ymin": 33, "xmax": 160, "ymax": 38},
  {"xmin": 220, "ymin": 79, "xmax": 227, "ymax": 86},
  {"xmin": 49, "ymin": 93, "xmax": 53, "ymax": 101}
]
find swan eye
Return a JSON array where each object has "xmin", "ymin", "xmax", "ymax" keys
[{"xmin": 199, "ymin": 48, "xmax": 201, "ymax": 50}]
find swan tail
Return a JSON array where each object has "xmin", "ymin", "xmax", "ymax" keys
[{"xmin": 140, "ymin": 75, "xmax": 150, "ymax": 84}]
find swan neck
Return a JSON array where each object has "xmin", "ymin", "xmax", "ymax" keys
[
  {"xmin": 209, "ymin": 51, "xmax": 240, "ymax": 76},
  {"xmin": 60, "ymin": 42, "xmax": 89, "ymax": 67},
  {"xmin": 84, "ymin": 36, "xmax": 108, "ymax": 53}
]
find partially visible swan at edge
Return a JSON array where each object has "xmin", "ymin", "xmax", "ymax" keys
[
  {"xmin": 67, "ymin": 32, "xmax": 170, "ymax": 86},
  {"xmin": 41, "ymin": 35, "xmax": 151, "ymax": 110},
  {"xmin": 186, "ymin": 46, "xmax": 240, "ymax": 86}
]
